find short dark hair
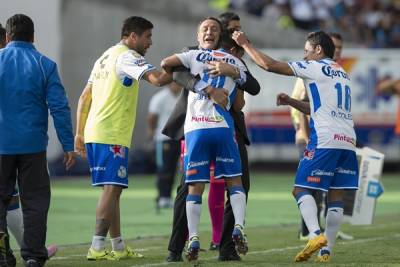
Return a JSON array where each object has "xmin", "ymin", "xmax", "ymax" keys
[
  {"xmin": 121, "ymin": 16, "xmax": 153, "ymax": 38},
  {"xmin": 220, "ymin": 30, "xmax": 243, "ymax": 54},
  {"xmin": 6, "ymin": 14, "xmax": 34, "ymax": 42},
  {"xmin": 329, "ymin": 32, "xmax": 343, "ymax": 41},
  {"xmin": 0, "ymin": 24, "xmax": 6, "ymax": 46},
  {"xmin": 218, "ymin": 12, "xmax": 240, "ymax": 29},
  {"xmin": 307, "ymin": 31, "xmax": 335, "ymax": 59},
  {"xmin": 197, "ymin": 17, "xmax": 223, "ymax": 32}
]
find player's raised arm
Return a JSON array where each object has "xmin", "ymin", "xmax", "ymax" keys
[{"xmin": 232, "ymin": 31, "xmax": 294, "ymax": 76}]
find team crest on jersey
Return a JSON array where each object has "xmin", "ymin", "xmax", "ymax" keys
[
  {"xmin": 117, "ymin": 166, "xmax": 127, "ymax": 178},
  {"xmin": 303, "ymin": 149, "xmax": 315, "ymax": 160},
  {"xmin": 110, "ymin": 145, "xmax": 125, "ymax": 158}
]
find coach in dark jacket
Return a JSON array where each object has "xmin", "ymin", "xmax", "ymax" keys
[{"xmin": 164, "ymin": 13, "xmax": 260, "ymax": 262}]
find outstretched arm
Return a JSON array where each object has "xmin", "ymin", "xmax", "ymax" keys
[
  {"xmin": 142, "ymin": 69, "xmax": 172, "ymax": 87},
  {"xmin": 233, "ymin": 31, "xmax": 294, "ymax": 76}
]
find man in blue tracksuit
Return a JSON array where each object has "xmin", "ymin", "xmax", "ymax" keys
[{"xmin": 0, "ymin": 14, "xmax": 75, "ymax": 267}]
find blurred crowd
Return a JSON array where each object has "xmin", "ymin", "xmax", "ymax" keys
[{"xmin": 210, "ymin": 0, "xmax": 400, "ymax": 48}]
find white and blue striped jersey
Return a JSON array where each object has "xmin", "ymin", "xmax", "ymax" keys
[
  {"xmin": 288, "ymin": 58, "xmax": 356, "ymax": 151},
  {"xmin": 176, "ymin": 49, "xmax": 246, "ymax": 134}
]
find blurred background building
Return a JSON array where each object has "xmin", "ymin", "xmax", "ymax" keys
[{"xmin": 1, "ymin": 0, "xmax": 399, "ymax": 174}]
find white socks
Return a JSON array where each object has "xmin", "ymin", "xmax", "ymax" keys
[
  {"xmin": 323, "ymin": 205, "xmax": 344, "ymax": 253},
  {"xmin": 296, "ymin": 193, "xmax": 321, "ymax": 238},
  {"xmin": 186, "ymin": 194, "xmax": 202, "ymax": 239},
  {"xmin": 229, "ymin": 186, "xmax": 246, "ymax": 227},
  {"xmin": 111, "ymin": 236, "xmax": 125, "ymax": 251},
  {"xmin": 91, "ymin": 235, "xmax": 106, "ymax": 251}
]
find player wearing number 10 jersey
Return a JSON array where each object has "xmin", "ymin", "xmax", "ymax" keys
[{"xmin": 232, "ymin": 30, "xmax": 358, "ymax": 263}]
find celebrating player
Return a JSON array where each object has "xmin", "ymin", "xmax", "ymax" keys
[
  {"xmin": 233, "ymin": 30, "xmax": 358, "ymax": 262},
  {"xmin": 161, "ymin": 20, "xmax": 249, "ymax": 264}
]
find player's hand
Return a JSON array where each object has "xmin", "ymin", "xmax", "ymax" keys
[
  {"xmin": 207, "ymin": 86, "xmax": 229, "ymax": 108},
  {"xmin": 207, "ymin": 61, "xmax": 238, "ymax": 78},
  {"xmin": 63, "ymin": 151, "xmax": 76, "ymax": 171},
  {"xmin": 276, "ymin": 93, "xmax": 290, "ymax": 106},
  {"xmin": 74, "ymin": 134, "xmax": 86, "ymax": 159},
  {"xmin": 232, "ymin": 31, "xmax": 249, "ymax": 47}
]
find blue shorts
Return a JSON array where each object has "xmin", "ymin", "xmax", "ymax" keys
[
  {"xmin": 184, "ymin": 128, "xmax": 242, "ymax": 183},
  {"xmin": 86, "ymin": 143, "xmax": 129, "ymax": 188},
  {"xmin": 295, "ymin": 147, "xmax": 359, "ymax": 192}
]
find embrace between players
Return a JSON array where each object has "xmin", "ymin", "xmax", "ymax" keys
[{"xmin": 75, "ymin": 14, "xmax": 358, "ymax": 265}]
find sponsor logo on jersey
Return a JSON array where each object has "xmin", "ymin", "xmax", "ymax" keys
[
  {"xmin": 133, "ymin": 58, "xmax": 147, "ymax": 67},
  {"xmin": 196, "ymin": 51, "xmax": 236, "ymax": 65},
  {"xmin": 311, "ymin": 169, "xmax": 334, "ymax": 177},
  {"xmin": 117, "ymin": 166, "xmax": 127, "ymax": 178},
  {"xmin": 186, "ymin": 169, "xmax": 198, "ymax": 176},
  {"xmin": 303, "ymin": 149, "xmax": 315, "ymax": 160},
  {"xmin": 187, "ymin": 160, "xmax": 209, "ymax": 168},
  {"xmin": 333, "ymin": 134, "xmax": 356, "ymax": 146},
  {"xmin": 212, "ymin": 51, "xmax": 226, "ymax": 57},
  {"xmin": 90, "ymin": 166, "xmax": 106, "ymax": 172},
  {"xmin": 321, "ymin": 65, "xmax": 350, "ymax": 80},
  {"xmin": 191, "ymin": 115, "xmax": 224, "ymax": 123},
  {"xmin": 110, "ymin": 145, "xmax": 125, "ymax": 158},
  {"xmin": 335, "ymin": 167, "xmax": 357, "ymax": 175},
  {"xmin": 216, "ymin": 157, "xmax": 234, "ymax": 163},
  {"xmin": 307, "ymin": 176, "xmax": 321, "ymax": 183}
]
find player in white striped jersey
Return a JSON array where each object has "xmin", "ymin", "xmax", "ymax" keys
[
  {"xmin": 233, "ymin": 30, "xmax": 358, "ymax": 262},
  {"xmin": 161, "ymin": 22, "xmax": 248, "ymax": 263}
]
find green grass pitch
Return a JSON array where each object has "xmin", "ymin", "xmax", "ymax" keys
[{"xmin": 13, "ymin": 172, "xmax": 400, "ymax": 266}]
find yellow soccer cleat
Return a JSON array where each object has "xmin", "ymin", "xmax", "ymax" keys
[
  {"xmin": 294, "ymin": 234, "xmax": 327, "ymax": 262},
  {"xmin": 86, "ymin": 247, "xmax": 113, "ymax": 261},
  {"xmin": 111, "ymin": 246, "xmax": 144, "ymax": 260},
  {"xmin": 315, "ymin": 249, "xmax": 331, "ymax": 263}
]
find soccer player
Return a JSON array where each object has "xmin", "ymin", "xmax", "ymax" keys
[
  {"xmin": 233, "ymin": 30, "xmax": 359, "ymax": 262},
  {"xmin": 75, "ymin": 16, "xmax": 172, "ymax": 261},
  {"xmin": 161, "ymin": 21, "xmax": 249, "ymax": 263},
  {"xmin": 291, "ymin": 32, "xmax": 353, "ymax": 241},
  {"xmin": 164, "ymin": 13, "xmax": 259, "ymax": 263}
]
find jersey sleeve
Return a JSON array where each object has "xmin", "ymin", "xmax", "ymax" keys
[
  {"xmin": 175, "ymin": 50, "xmax": 194, "ymax": 69},
  {"xmin": 116, "ymin": 50, "xmax": 156, "ymax": 81},
  {"xmin": 287, "ymin": 60, "xmax": 320, "ymax": 80}
]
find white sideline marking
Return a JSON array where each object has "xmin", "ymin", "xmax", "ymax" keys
[{"xmin": 129, "ymin": 234, "xmax": 400, "ymax": 267}]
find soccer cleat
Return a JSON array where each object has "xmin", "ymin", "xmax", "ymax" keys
[
  {"xmin": 185, "ymin": 236, "xmax": 200, "ymax": 264},
  {"xmin": 232, "ymin": 224, "xmax": 248, "ymax": 255},
  {"xmin": 111, "ymin": 246, "xmax": 144, "ymax": 260},
  {"xmin": 315, "ymin": 249, "xmax": 331, "ymax": 262},
  {"xmin": 86, "ymin": 248, "xmax": 113, "ymax": 261},
  {"xmin": 47, "ymin": 244, "xmax": 58, "ymax": 258},
  {"xmin": 294, "ymin": 234, "xmax": 327, "ymax": 262},
  {"xmin": 218, "ymin": 250, "xmax": 241, "ymax": 261}
]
